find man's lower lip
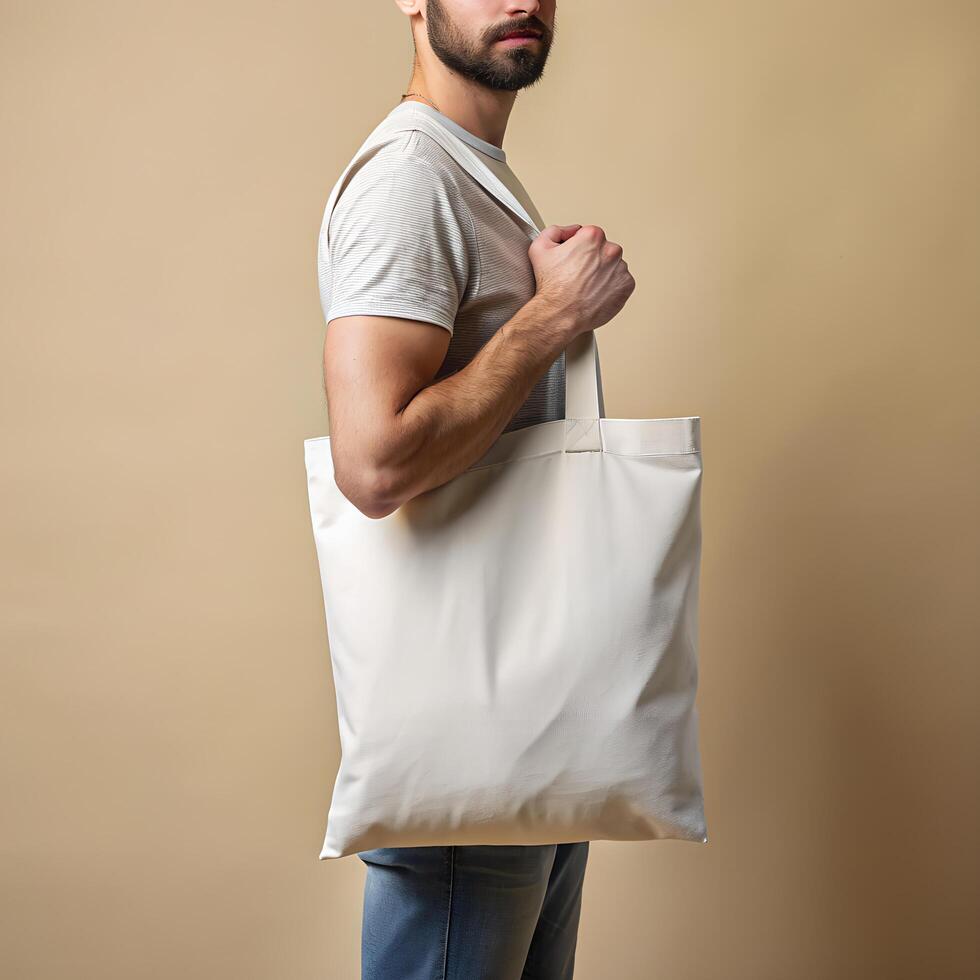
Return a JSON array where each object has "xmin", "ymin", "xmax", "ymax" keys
[{"xmin": 497, "ymin": 35, "xmax": 540, "ymax": 46}]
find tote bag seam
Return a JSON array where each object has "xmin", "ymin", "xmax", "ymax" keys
[
  {"xmin": 465, "ymin": 448, "xmax": 700, "ymax": 472},
  {"xmin": 602, "ymin": 448, "xmax": 701, "ymax": 458}
]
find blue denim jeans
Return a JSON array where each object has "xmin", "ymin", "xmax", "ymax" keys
[{"xmin": 358, "ymin": 842, "xmax": 590, "ymax": 979}]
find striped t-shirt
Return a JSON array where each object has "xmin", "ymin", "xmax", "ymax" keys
[{"xmin": 319, "ymin": 101, "xmax": 565, "ymax": 434}]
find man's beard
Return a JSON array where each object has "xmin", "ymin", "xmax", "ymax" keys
[{"xmin": 425, "ymin": 0, "xmax": 553, "ymax": 92}]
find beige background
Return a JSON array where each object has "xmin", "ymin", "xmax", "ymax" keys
[{"xmin": 2, "ymin": 1, "xmax": 977, "ymax": 977}]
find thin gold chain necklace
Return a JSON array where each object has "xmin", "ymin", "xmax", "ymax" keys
[{"xmin": 400, "ymin": 92, "xmax": 441, "ymax": 113}]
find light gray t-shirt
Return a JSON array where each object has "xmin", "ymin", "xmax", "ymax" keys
[{"xmin": 320, "ymin": 101, "xmax": 564, "ymax": 434}]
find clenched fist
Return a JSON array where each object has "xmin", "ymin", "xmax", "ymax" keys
[{"xmin": 528, "ymin": 224, "xmax": 636, "ymax": 339}]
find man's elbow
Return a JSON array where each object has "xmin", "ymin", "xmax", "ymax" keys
[{"xmin": 334, "ymin": 463, "xmax": 405, "ymax": 520}]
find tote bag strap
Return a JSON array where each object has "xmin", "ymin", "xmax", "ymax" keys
[{"xmin": 563, "ymin": 331, "xmax": 605, "ymax": 451}]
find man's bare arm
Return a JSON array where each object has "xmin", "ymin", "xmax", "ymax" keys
[
  {"xmin": 324, "ymin": 291, "xmax": 575, "ymax": 519},
  {"xmin": 323, "ymin": 222, "xmax": 635, "ymax": 519}
]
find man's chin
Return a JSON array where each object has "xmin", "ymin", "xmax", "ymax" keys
[{"xmin": 487, "ymin": 59, "xmax": 548, "ymax": 86}]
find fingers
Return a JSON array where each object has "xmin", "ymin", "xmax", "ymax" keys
[{"xmin": 537, "ymin": 223, "xmax": 583, "ymax": 245}]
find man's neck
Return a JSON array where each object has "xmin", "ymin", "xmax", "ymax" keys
[{"xmin": 401, "ymin": 82, "xmax": 516, "ymax": 151}]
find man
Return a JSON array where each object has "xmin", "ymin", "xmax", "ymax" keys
[{"xmin": 319, "ymin": 1, "xmax": 635, "ymax": 975}]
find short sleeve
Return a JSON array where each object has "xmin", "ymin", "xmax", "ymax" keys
[{"xmin": 319, "ymin": 153, "xmax": 475, "ymax": 334}]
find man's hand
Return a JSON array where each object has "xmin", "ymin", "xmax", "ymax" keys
[{"xmin": 528, "ymin": 223, "xmax": 636, "ymax": 338}]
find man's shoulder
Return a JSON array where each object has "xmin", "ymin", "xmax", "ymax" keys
[
  {"xmin": 342, "ymin": 129, "xmax": 466, "ymax": 198},
  {"xmin": 326, "ymin": 127, "xmax": 477, "ymax": 255}
]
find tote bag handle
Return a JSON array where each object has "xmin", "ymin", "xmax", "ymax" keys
[{"xmin": 563, "ymin": 330, "xmax": 605, "ymax": 452}]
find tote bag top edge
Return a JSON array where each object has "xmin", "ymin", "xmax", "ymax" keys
[{"xmin": 304, "ymin": 416, "xmax": 700, "ymax": 473}]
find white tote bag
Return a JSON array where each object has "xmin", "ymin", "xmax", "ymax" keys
[{"xmin": 305, "ymin": 108, "xmax": 708, "ymax": 860}]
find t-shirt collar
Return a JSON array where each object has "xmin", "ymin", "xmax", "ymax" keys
[{"xmin": 393, "ymin": 100, "xmax": 507, "ymax": 163}]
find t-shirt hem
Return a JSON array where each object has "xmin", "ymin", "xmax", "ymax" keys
[{"xmin": 325, "ymin": 305, "xmax": 455, "ymax": 334}]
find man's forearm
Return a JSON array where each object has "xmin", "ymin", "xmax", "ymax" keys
[{"xmin": 372, "ymin": 293, "xmax": 576, "ymax": 513}]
